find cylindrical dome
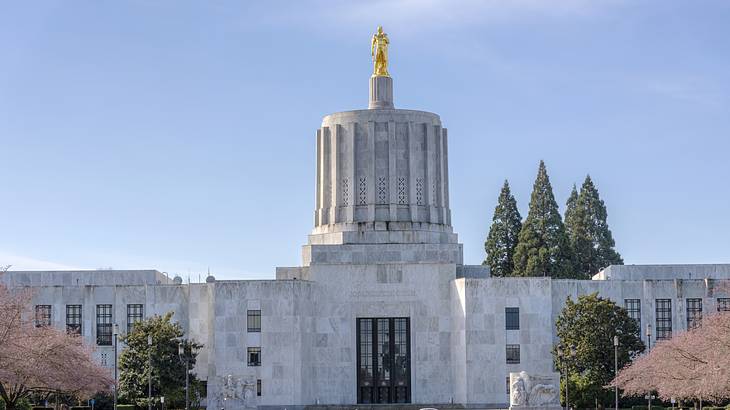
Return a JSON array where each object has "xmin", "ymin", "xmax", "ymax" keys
[{"xmin": 311, "ymin": 103, "xmax": 454, "ymax": 245}]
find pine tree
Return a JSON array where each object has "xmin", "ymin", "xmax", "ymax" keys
[
  {"xmin": 484, "ymin": 180, "xmax": 522, "ymax": 276},
  {"xmin": 568, "ymin": 175, "xmax": 623, "ymax": 278},
  {"xmin": 564, "ymin": 184, "xmax": 579, "ymax": 238},
  {"xmin": 512, "ymin": 161, "xmax": 576, "ymax": 278}
]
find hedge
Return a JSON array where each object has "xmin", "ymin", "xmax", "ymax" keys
[{"xmin": 116, "ymin": 405, "xmax": 135, "ymax": 410}]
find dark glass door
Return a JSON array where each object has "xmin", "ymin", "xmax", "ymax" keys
[{"xmin": 357, "ymin": 317, "xmax": 411, "ymax": 403}]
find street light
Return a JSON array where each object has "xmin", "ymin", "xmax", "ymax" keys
[
  {"xmin": 178, "ymin": 342, "xmax": 190, "ymax": 410},
  {"xmin": 568, "ymin": 345, "xmax": 575, "ymax": 410},
  {"xmin": 646, "ymin": 324, "xmax": 652, "ymax": 350},
  {"xmin": 614, "ymin": 335, "xmax": 619, "ymax": 410},
  {"xmin": 645, "ymin": 393, "xmax": 655, "ymax": 410},
  {"xmin": 148, "ymin": 334, "xmax": 153, "ymax": 410},
  {"xmin": 113, "ymin": 324, "xmax": 119, "ymax": 410},
  {"xmin": 557, "ymin": 345, "xmax": 575, "ymax": 410}
]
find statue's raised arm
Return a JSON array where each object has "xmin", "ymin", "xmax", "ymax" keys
[{"xmin": 371, "ymin": 26, "xmax": 390, "ymax": 77}]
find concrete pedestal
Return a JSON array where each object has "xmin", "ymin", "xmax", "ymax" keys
[{"xmin": 369, "ymin": 75, "xmax": 393, "ymax": 109}]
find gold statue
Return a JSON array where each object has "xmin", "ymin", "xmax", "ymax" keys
[{"xmin": 371, "ymin": 26, "xmax": 390, "ymax": 77}]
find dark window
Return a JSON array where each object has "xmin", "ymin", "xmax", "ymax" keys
[
  {"xmin": 66, "ymin": 305, "xmax": 82, "ymax": 335},
  {"xmin": 506, "ymin": 344, "xmax": 520, "ymax": 364},
  {"xmin": 506, "ymin": 376, "xmax": 510, "ymax": 395},
  {"xmin": 718, "ymin": 298, "xmax": 730, "ymax": 312},
  {"xmin": 127, "ymin": 304, "xmax": 143, "ymax": 333},
  {"xmin": 247, "ymin": 310, "xmax": 261, "ymax": 332},
  {"xmin": 247, "ymin": 347, "xmax": 261, "ymax": 366},
  {"xmin": 96, "ymin": 304, "xmax": 112, "ymax": 346},
  {"xmin": 624, "ymin": 299, "xmax": 641, "ymax": 331},
  {"xmin": 357, "ymin": 317, "xmax": 411, "ymax": 404},
  {"xmin": 655, "ymin": 299, "xmax": 672, "ymax": 340},
  {"xmin": 686, "ymin": 298, "xmax": 702, "ymax": 329},
  {"xmin": 505, "ymin": 307, "xmax": 520, "ymax": 330},
  {"xmin": 35, "ymin": 305, "xmax": 51, "ymax": 327},
  {"xmin": 256, "ymin": 379, "xmax": 261, "ymax": 397}
]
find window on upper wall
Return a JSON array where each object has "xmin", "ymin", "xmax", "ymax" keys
[
  {"xmin": 35, "ymin": 305, "xmax": 51, "ymax": 327},
  {"xmin": 247, "ymin": 310, "xmax": 261, "ymax": 332},
  {"xmin": 247, "ymin": 347, "xmax": 261, "ymax": 366},
  {"xmin": 66, "ymin": 305, "xmax": 82, "ymax": 335},
  {"xmin": 127, "ymin": 304, "xmax": 143, "ymax": 333},
  {"xmin": 257, "ymin": 379, "xmax": 262, "ymax": 397},
  {"xmin": 96, "ymin": 304, "xmax": 112, "ymax": 346},
  {"xmin": 506, "ymin": 344, "xmax": 520, "ymax": 364},
  {"xmin": 624, "ymin": 299, "xmax": 641, "ymax": 332},
  {"xmin": 505, "ymin": 307, "xmax": 519, "ymax": 330},
  {"xmin": 655, "ymin": 299, "xmax": 672, "ymax": 340},
  {"xmin": 686, "ymin": 298, "xmax": 702, "ymax": 329},
  {"xmin": 718, "ymin": 298, "xmax": 730, "ymax": 312}
]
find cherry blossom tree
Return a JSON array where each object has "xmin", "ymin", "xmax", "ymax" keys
[
  {"xmin": 611, "ymin": 308, "xmax": 730, "ymax": 404},
  {"xmin": 0, "ymin": 276, "xmax": 112, "ymax": 410}
]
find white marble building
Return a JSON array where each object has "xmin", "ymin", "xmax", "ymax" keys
[{"xmin": 3, "ymin": 70, "xmax": 730, "ymax": 410}]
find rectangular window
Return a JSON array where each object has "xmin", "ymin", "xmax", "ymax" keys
[
  {"xmin": 686, "ymin": 298, "xmax": 702, "ymax": 329},
  {"xmin": 506, "ymin": 344, "xmax": 520, "ymax": 364},
  {"xmin": 35, "ymin": 305, "xmax": 51, "ymax": 327},
  {"xmin": 505, "ymin": 307, "xmax": 520, "ymax": 330},
  {"xmin": 718, "ymin": 298, "xmax": 730, "ymax": 312},
  {"xmin": 655, "ymin": 299, "xmax": 672, "ymax": 340},
  {"xmin": 127, "ymin": 304, "xmax": 143, "ymax": 333},
  {"xmin": 247, "ymin": 310, "xmax": 261, "ymax": 332},
  {"xmin": 257, "ymin": 379, "xmax": 261, "ymax": 397},
  {"xmin": 247, "ymin": 347, "xmax": 261, "ymax": 366},
  {"xmin": 96, "ymin": 304, "xmax": 112, "ymax": 346},
  {"xmin": 624, "ymin": 299, "xmax": 641, "ymax": 331},
  {"xmin": 66, "ymin": 305, "xmax": 82, "ymax": 335},
  {"xmin": 506, "ymin": 376, "xmax": 510, "ymax": 395}
]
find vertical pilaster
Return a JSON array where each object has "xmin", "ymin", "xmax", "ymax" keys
[
  {"xmin": 425, "ymin": 122, "xmax": 436, "ymax": 223},
  {"xmin": 320, "ymin": 126, "xmax": 331, "ymax": 225},
  {"xmin": 367, "ymin": 121, "xmax": 376, "ymax": 221},
  {"xmin": 407, "ymin": 121, "xmax": 418, "ymax": 222},
  {"xmin": 388, "ymin": 120, "xmax": 397, "ymax": 221},
  {"xmin": 347, "ymin": 122, "xmax": 356, "ymax": 222},
  {"xmin": 442, "ymin": 128, "xmax": 451, "ymax": 225},
  {"xmin": 315, "ymin": 129, "xmax": 322, "ymax": 226},
  {"xmin": 330, "ymin": 124, "xmax": 340, "ymax": 223}
]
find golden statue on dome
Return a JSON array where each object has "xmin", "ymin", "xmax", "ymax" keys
[{"xmin": 371, "ymin": 26, "xmax": 390, "ymax": 77}]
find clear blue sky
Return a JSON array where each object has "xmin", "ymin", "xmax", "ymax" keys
[{"xmin": 2, "ymin": 1, "xmax": 729, "ymax": 280}]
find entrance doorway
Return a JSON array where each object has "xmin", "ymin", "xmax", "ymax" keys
[{"xmin": 356, "ymin": 317, "xmax": 411, "ymax": 404}]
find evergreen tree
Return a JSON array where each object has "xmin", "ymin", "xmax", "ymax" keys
[
  {"xmin": 553, "ymin": 293, "xmax": 644, "ymax": 408},
  {"xmin": 119, "ymin": 312, "xmax": 205, "ymax": 409},
  {"xmin": 483, "ymin": 180, "xmax": 522, "ymax": 276},
  {"xmin": 512, "ymin": 161, "xmax": 576, "ymax": 278},
  {"xmin": 564, "ymin": 184, "xmax": 579, "ymax": 238},
  {"xmin": 567, "ymin": 175, "xmax": 623, "ymax": 278}
]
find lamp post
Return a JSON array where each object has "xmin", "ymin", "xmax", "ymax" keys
[
  {"xmin": 148, "ymin": 334, "xmax": 153, "ymax": 410},
  {"xmin": 179, "ymin": 342, "xmax": 190, "ymax": 410},
  {"xmin": 614, "ymin": 335, "xmax": 619, "ymax": 410},
  {"xmin": 557, "ymin": 345, "xmax": 566, "ymax": 410},
  {"xmin": 646, "ymin": 324, "xmax": 652, "ymax": 350},
  {"xmin": 113, "ymin": 324, "xmax": 119, "ymax": 410},
  {"xmin": 568, "ymin": 345, "xmax": 575, "ymax": 410}
]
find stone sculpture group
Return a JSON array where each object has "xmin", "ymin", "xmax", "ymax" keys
[
  {"xmin": 509, "ymin": 371, "xmax": 561, "ymax": 410},
  {"xmin": 219, "ymin": 375, "xmax": 256, "ymax": 409}
]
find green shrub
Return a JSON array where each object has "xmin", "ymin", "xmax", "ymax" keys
[{"xmin": 116, "ymin": 405, "xmax": 135, "ymax": 410}]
